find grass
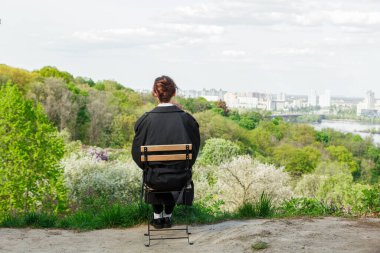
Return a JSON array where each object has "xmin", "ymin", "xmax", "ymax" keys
[
  {"xmin": 0, "ymin": 203, "xmax": 150, "ymax": 230},
  {"xmin": 251, "ymin": 240, "xmax": 269, "ymax": 251},
  {"xmin": 0, "ymin": 195, "xmax": 347, "ymax": 230},
  {"xmin": 277, "ymin": 197, "xmax": 338, "ymax": 217},
  {"xmin": 236, "ymin": 192, "xmax": 274, "ymax": 219}
]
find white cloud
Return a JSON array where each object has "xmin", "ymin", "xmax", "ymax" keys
[
  {"xmin": 72, "ymin": 27, "xmax": 157, "ymax": 43},
  {"xmin": 176, "ymin": 3, "xmax": 220, "ymax": 18},
  {"xmin": 172, "ymin": 1, "xmax": 380, "ymax": 32},
  {"xmin": 69, "ymin": 23, "xmax": 224, "ymax": 50},
  {"xmin": 270, "ymin": 47, "xmax": 316, "ymax": 56},
  {"xmin": 222, "ymin": 50, "xmax": 247, "ymax": 57},
  {"xmin": 157, "ymin": 23, "xmax": 224, "ymax": 35}
]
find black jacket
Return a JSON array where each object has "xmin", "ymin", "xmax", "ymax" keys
[{"xmin": 132, "ymin": 105, "xmax": 200, "ymax": 190}]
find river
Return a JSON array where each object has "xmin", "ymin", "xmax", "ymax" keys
[{"xmin": 311, "ymin": 119, "xmax": 380, "ymax": 145}]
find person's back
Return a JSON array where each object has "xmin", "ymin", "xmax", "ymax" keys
[{"xmin": 132, "ymin": 76, "xmax": 200, "ymax": 229}]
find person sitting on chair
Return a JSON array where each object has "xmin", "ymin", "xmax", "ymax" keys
[{"xmin": 132, "ymin": 75, "xmax": 200, "ymax": 229}]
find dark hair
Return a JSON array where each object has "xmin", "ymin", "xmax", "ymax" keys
[{"xmin": 153, "ymin": 76, "xmax": 177, "ymax": 103}]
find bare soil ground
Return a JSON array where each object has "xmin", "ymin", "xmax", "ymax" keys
[{"xmin": 1, "ymin": 217, "xmax": 379, "ymax": 253}]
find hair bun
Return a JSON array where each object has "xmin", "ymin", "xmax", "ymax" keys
[{"xmin": 153, "ymin": 76, "xmax": 177, "ymax": 103}]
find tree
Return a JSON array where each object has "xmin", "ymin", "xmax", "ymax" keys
[
  {"xmin": 215, "ymin": 100, "xmax": 229, "ymax": 116},
  {"xmin": 200, "ymin": 138, "xmax": 242, "ymax": 166},
  {"xmin": 0, "ymin": 84, "xmax": 66, "ymax": 214},
  {"xmin": 27, "ymin": 78, "xmax": 80, "ymax": 132},
  {"xmin": 326, "ymin": 145, "xmax": 359, "ymax": 175},
  {"xmin": 273, "ymin": 144, "xmax": 321, "ymax": 176},
  {"xmin": 0, "ymin": 64, "xmax": 37, "ymax": 92},
  {"xmin": 176, "ymin": 97, "xmax": 212, "ymax": 113},
  {"xmin": 34, "ymin": 66, "xmax": 74, "ymax": 83},
  {"xmin": 86, "ymin": 90, "xmax": 114, "ymax": 146},
  {"xmin": 194, "ymin": 110, "xmax": 252, "ymax": 149}
]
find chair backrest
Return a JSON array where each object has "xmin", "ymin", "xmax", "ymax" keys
[{"xmin": 140, "ymin": 144, "xmax": 192, "ymax": 162}]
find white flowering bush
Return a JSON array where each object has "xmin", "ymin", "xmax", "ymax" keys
[
  {"xmin": 193, "ymin": 155, "xmax": 293, "ymax": 212},
  {"xmin": 62, "ymin": 154, "xmax": 142, "ymax": 206}
]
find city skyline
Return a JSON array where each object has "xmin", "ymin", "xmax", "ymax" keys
[{"xmin": 1, "ymin": 0, "xmax": 380, "ymax": 96}]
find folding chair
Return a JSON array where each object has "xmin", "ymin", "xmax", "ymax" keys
[{"xmin": 140, "ymin": 144, "xmax": 194, "ymax": 247}]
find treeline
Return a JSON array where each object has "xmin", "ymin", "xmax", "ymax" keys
[
  {"xmin": 0, "ymin": 64, "xmax": 151, "ymax": 148},
  {"xmin": 1, "ymin": 64, "xmax": 380, "ymax": 185},
  {"xmin": 1, "ymin": 64, "xmax": 380, "ymax": 221}
]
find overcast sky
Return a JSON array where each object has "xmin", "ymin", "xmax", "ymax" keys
[{"xmin": 1, "ymin": 0, "xmax": 380, "ymax": 97}]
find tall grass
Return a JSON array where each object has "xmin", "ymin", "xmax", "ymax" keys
[
  {"xmin": 236, "ymin": 192, "xmax": 274, "ymax": 218},
  {"xmin": 278, "ymin": 197, "xmax": 337, "ymax": 217},
  {"xmin": 0, "ymin": 195, "xmax": 276, "ymax": 230}
]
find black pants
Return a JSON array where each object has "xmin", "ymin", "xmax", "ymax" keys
[
  {"xmin": 152, "ymin": 204, "xmax": 175, "ymax": 214},
  {"xmin": 149, "ymin": 190, "xmax": 176, "ymax": 215}
]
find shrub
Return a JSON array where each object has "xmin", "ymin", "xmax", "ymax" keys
[
  {"xmin": 295, "ymin": 162, "xmax": 378, "ymax": 215},
  {"xmin": 62, "ymin": 154, "xmax": 142, "ymax": 208},
  {"xmin": 359, "ymin": 185, "xmax": 380, "ymax": 215},
  {"xmin": 237, "ymin": 192, "xmax": 274, "ymax": 218},
  {"xmin": 194, "ymin": 156, "xmax": 293, "ymax": 212},
  {"xmin": 280, "ymin": 197, "xmax": 335, "ymax": 216},
  {"xmin": 199, "ymin": 138, "xmax": 242, "ymax": 166},
  {"xmin": 0, "ymin": 84, "xmax": 66, "ymax": 215}
]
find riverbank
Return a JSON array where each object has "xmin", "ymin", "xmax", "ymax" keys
[
  {"xmin": 311, "ymin": 119, "xmax": 380, "ymax": 145},
  {"xmin": 1, "ymin": 217, "xmax": 379, "ymax": 253}
]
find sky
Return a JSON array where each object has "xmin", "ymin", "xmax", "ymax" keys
[{"xmin": 1, "ymin": 0, "xmax": 380, "ymax": 97}]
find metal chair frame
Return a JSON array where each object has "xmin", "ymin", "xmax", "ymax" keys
[{"xmin": 140, "ymin": 144, "xmax": 193, "ymax": 247}]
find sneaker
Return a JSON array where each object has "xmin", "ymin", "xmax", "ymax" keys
[
  {"xmin": 163, "ymin": 217, "xmax": 172, "ymax": 228},
  {"xmin": 150, "ymin": 218, "xmax": 164, "ymax": 229}
]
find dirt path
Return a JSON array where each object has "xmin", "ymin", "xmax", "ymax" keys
[{"xmin": 1, "ymin": 217, "xmax": 379, "ymax": 253}]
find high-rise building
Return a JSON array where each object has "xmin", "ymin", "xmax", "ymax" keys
[
  {"xmin": 357, "ymin": 90, "xmax": 378, "ymax": 116},
  {"xmin": 277, "ymin": 92, "xmax": 286, "ymax": 101},
  {"xmin": 308, "ymin": 90, "xmax": 318, "ymax": 106},
  {"xmin": 319, "ymin": 90, "xmax": 331, "ymax": 108},
  {"xmin": 365, "ymin": 90, "xmax": 375, "ymax": 109}
]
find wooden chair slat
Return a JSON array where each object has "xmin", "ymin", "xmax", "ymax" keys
[
  {"xmin": 140, "ymin": 144, "xmax": 192, "ymax": 152},
  {"xmin": 140, "ymin": 154, "xmax": 192, "ymax": 162}
]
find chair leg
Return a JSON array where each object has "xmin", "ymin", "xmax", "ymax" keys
[
  {"xmin": 186, "ymin": 205, "xmax": 193, "ymax": 245},
  {"xmin": 144, "ymin": 214, "xmax": 151, "ymax": 247}
]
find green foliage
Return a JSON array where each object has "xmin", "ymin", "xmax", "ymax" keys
[
  {"xmin": 3, "ymin": 64, "xmax": 380, "ymax": 222},
  {"xmin": 96, "ymin": 203, "xmax": 147, "ymax": 228},
  {"xmin": 200, "ymin": 138, "xmax": 242, "ymax": 165},
  {"xmin": 326, "ymin": 145, "xmax": 359, "ymax": 174},
  {"xmin": 361, "ymin": 186, "xmax": 380, "ymax": 214},
  {"xmin": 24, "ymin": 212, "xmax": 57, "ymax": 228},
  {"xmin": 93, "ymin": 80, "xmax": 126, "ymax": 92},
  {"xmin": 237, "ymin": 192, "xmax": 274, "ymax": 218},
  {"xmin": 0, "ymin": 64, "xmax": 37, "ymax": 92},
  {"xmin": 27, "ymin": 78, "xmax": 83, "ymax": 133},
  {"xmin": 75, "ymin": 76, "xmax": 95, "ymax": 87},
  {"xmin": 194, "ymin": 110, "xmax": 252, "ymax": 149},
  {"xmin": 282, "ymin": 124, "xmax": 316, "ymax": 146},
  {"xmin": 365, "ymin": 146, "xmax": 380, "ymax": 183},
  {"xmin": 251, "ymin": 241, "xmax": 270, "ymax": 251},
  {"xmin": 176, "ymin": 96, "xmax": 212, "ymax": 113},
  {"xmin": 255, "ymin": 192, "xmax": 274, "ymax": 217},
  {"xmin": 0, "ymin": 84, "xmax": 67, "ymax": 215},
  {"xmin": 280, "ymin": 197, "xmax": 335, "ymax": 216},
  {"xmin": 194, "ymin": 194, "xmax": 226, "ymax": 217},
  {"xmin": 249, "ymin": 120, "xmax": 288, "ymax": 157},
  {"xmin": 228, "ymin": 111, "xmax": 263, "ymax": 130},
  {"xmin": 324, "ymin": 128, "xmax": 371, "ymax": 157},
  {"xmin": 273, "ymin": 145, "xmax": 321, "ymax": 176},
  {"xmin": 236, "ymin": 202, "xmax": 257, "ymax": 218},
  {"xmin": 316, "ymin": 130, "xmax": 331, "ymax": 144},
  {"xmin": 34, "ymin": 66, "xmax": 74, "ymax": 83}
]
